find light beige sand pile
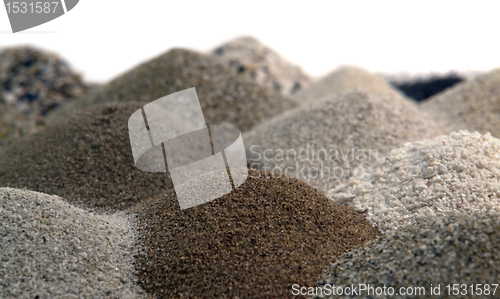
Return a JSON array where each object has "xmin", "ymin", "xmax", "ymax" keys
[
  {"xmin": 292, "ymin": 65, "xmax": 406, "ymax": 103},
  {"xmin": 244, "ymin": 91, "xmax": 444, "ymax": 193},
  {"xmin": 420, "ymin": 68, "xmax": 500, "ymax": 138},
  {"xmin": 329, "ymin": 131, "xmax": 500, "ymax": 233},
  {"xmin": 0, "ymin": 188, "xmax": 144, "ymax": 298},
  {"xmin": 211, "ymin": 36, "xmax": 312, "ymax": 96}
]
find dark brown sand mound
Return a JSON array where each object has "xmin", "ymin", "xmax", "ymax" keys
[
  {"xmin": 0, "ymin": 102, "xmax": 171, "ymax": 211},
  {"xmin": 134, "ymin": 169, "xmax": 380, "ymax": 299},
  {"xmin": 48, "ymin": 48, "xmax": 297, "ymax": 132}
]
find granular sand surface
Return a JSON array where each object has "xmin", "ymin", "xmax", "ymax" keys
[
  {"xmin": 133, "ymin": 169, "xmax": 380, "ymax": 299},
  {"xmin": 0, "ymin": 188, "xmax": 144, "ymax": 299},
  {"xmin": 420, "ymin": 68, "xmax": 500, "ymax": 138},
  {"xmin": 244, "ymin": 91, "xmax": 444, "ymax": 193},
  {"xmin": 329, "ymin": 131, "xmax": 500, "ymax": 233},
  {"xmin": 47, "ymin": 48, "xmax": 297, "ymax": 132},
  {"xmin": 292, "ymin": 66, "xmax": 406, "ymax": 103},
  {"xmin": 0, "ymin": 46, "xmax": 88, "ymax": 117},
  {"xmin": 211, "ymin": 36, "xmax": 312, "ymax": 96},
  {"xmin": 0, "ymin": 102, "xmax": 171, "ymax": 211},
  {"xmin": 314, "ymin": 212, "xmax": 500, "ymax": 299}
]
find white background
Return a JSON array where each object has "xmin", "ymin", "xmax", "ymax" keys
[{"xmin": 1, "ymin": 0, "xmax": 499, "ymax": 83}]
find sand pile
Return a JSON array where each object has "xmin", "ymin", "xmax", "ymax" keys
[
  {"xmin": 0, "ymin": 188, "xmax": 143, "ymax": 298},
  {"xmin": 211, "ymin": 36, "xmax": 312, "ymax": 96},
  {"xmin": 292, "ymin": 65, "xmax": 405, "ymax": 103},
  {"xmin": 315, "ymin": 213, "xmax": 500, "ymax": 299},
  {"xmin": 0, "ymin": 102, "xmax": 170, "ymax": 211},
  {"xmin": 420, "ymin": 68, "xmax": 500, "ymax": 138},
  {"xmin": 0, "ymin": 46, "xmax": 88, "ymax": 116},
  {"xmin": 48, "ymin": 48, "xmax": 297, "ymax": 132},
  {"xmin": 133, "ymin": 169, "xmax": 380, "ymax": 299},
  {"xmin": 329, "ymin": 131, "xmax": 500, "ymax": 233},
  {"xmin": 244, "ymin": 91, "xmax": 444, "ymax": 193},
  {"xmin": 0, "ymin": 101, "xmax": 33, "ymax": 150}
]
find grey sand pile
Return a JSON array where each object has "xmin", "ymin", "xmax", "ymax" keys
[
  {"xmin": 420, "ymin": 68, "xmax": 500, "ymax": 138},
  {"xmin": 211, "ymin": 36, "xmax": 312, "ymax": 96},
  {"xmin": 0, "ymin": 188, "xmax": 143, "ymax": 299},
  {"xmin": 314, "ymin": 213, "xmax": 500, "ymax": 299}
]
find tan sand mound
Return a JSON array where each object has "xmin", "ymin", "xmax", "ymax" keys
[
  {"xmin": 211, "ymin": 36, "xmax": 312, "ymax": 96},
  {"xmin": 133, "ymin": 169, "xmax": 380, "ymax": 299},
  {"xmin": 0, "ymin": 102, "xmax": 171, "ymax": 211},
  {"xmin": 420, "ymin": 68, "xmax": 500, "ymax": 138},
  {"xmin": 329, "ymin": 131, "xmax": 500, "ymax": 233},
  {"xmin": 0, "ymin": 188, "xmax": 144, "ymax": 298},
  {"xmin": 292, "ymin": 65, "xmax": 406, "ymax": 103},
  {"xmin": 47, "ymin": 48, "xmax": 297, "ymax": 132},
  {"xmin": 244, "ymin": 91, "xmax": 444, "ymax": 193},
  {"xmin": 314, "ymin": 213, "xmax": 500, "ymax": 299}
]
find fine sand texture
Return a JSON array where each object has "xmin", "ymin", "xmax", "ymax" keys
[
  {"xmin": 0, "ymin": 188, "xmax": 144, "ymax": 299},
  {"xmin": 46, "ymin": 48, "xmax": 297, "ymax": 132},
  {"xmin": 133, "ymin": 169, "xmax": 380, "ymax": 299},
  {"xmin": 244, "ymin": 91, "xmax": 444, "ymax": 193},
  {"xmin": 211, "ymin": 36, "xmax": 312, "ymax": 96},
  {"xmin": 420, "ymin": 68, "xmax": 500, "ymax": 138},
  {"xmin": 329, "ymin": 131, "xmax": 500, "ymax": 233},
  {"xmin": 314, "ymin": 213, "xmax": 500, "ymax": 299},
  {"xmin": 0, "ymin": 102, "xmax": 171, "ymax": 211},
  {"xmin": 292, "ymin": 65, "xmax": 406, "ymax": 103}
]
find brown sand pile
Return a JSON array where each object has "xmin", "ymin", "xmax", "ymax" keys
[
  {"xmin": 133, "ymin": 168, "xmax": 380, "ymax": 299},
  {"xmin": 211, "ymin": 36, "xmax": 312, "ymax": 96},
  {"xmin": 420, "ymin": 68, "xmax": 500, "ymax": 138},
  {"xmin": 47, "ymin": 48, "xmax": 297, "ymax": 132},
  {"xmin": 244, "ymin": 91, "xmax": 444, "ymax": 193},
  {"xmin": 0, "ymin": 102, "xmax": 170, "ymax": 211},
  {"xmin": 292, "ymin": 65, "xmax": 406, "ymax": 103}
]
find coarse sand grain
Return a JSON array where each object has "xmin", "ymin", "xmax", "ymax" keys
[
  {"xmin": 244, "ymin": 91, "xmax": 444, "ymax": 193},
  {"xmin": 0, "ymin": 188, "xmax": 144, "ymax": 299},
  {"xmin": 133, "ymin": 168, "xmax": 380, "ymax": 299},
  {"xmin": 420, "ymin": 68, "xmax": 500, "ymax": 138},
  {"xmin": 211, "ymin": 36, "xmax": 312, "ymax": 96},
  {"xmin": 0, "ymin": 46, "xmax": 88, "ymax": 117},
  {"xmin": 0, "ymin": 102, "xmax": 171, "ymax": 211},
  {"xmin": 314, "ymin": 212, "xmax": 500, "ymax": 299},
  {"xmin": 329, "ymin": 131, "xmax": 500, "ymax": 233},
  {"xmin": 292, "ymin": 65, "xmax": 406, "ymax": 103},
  {"xmin": 47, "ymin": 48, "xmax": 297, "ymax": 132}
]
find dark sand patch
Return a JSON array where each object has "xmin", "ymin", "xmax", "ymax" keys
[
  {"xmin": 134, "ymin": 169, "xmax": 380, "ymax": 299},
  {"xmin": 0, "ymin": 102, "xmax": 171, "ymax": 211},
  {"xmin": 47, "ymin": 48, "xmax": 297, "ymax": 132}
]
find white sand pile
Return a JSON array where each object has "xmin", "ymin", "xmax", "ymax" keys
[
  {"xmin": 0, "ymin": 188, "xmax": 144, "ymax": 298},
  {"xmin": 244, "ymin": 91, "xmax": 444, "ymax": 193},
  {"xmin": 211, "ymin": 36, "xmax": 312, "ymax": 96},
  {"xmin": 315, "ymin": 213, "xmax": 500, "ymax": 299},
  {"xmin": 329, "ymin": 131, "xmax": 500, "ymax": 233},
  {"xmin": 292, "ymin": 65, "xmax": 406, "ymax": 103},
  {"xmin": 420, "ymin": 68, "xmax": 500, "ymax": 138}
]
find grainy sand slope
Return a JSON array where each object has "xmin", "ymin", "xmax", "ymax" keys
[
  {"xmin": 329, "ymin": 131, "xmax": 500, "ymax": 233},
  {"xmin": 0, "ymin": 188, "xmax": 144, "ymax": 299},
  {"xmin": 292, "ymin": 65, "xmax": 406, "ymax": 103},
  {"xmin": 244, "ymin": 91, "xmax": 444, "ymax": 193},
  {"xmin": 211, "ymin": 36, "xmax": 312, "ymax": 97},
  {"xmin": 420, "ymin": 68, "xmax": 500, "ymax": 138},
  {"xmin": 314, "ymin": 212, "xmax": 500, "ymax": 299},
  {"xmin": 46, "ymin": 48, "xmax": 297, "ymax": 133}
]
